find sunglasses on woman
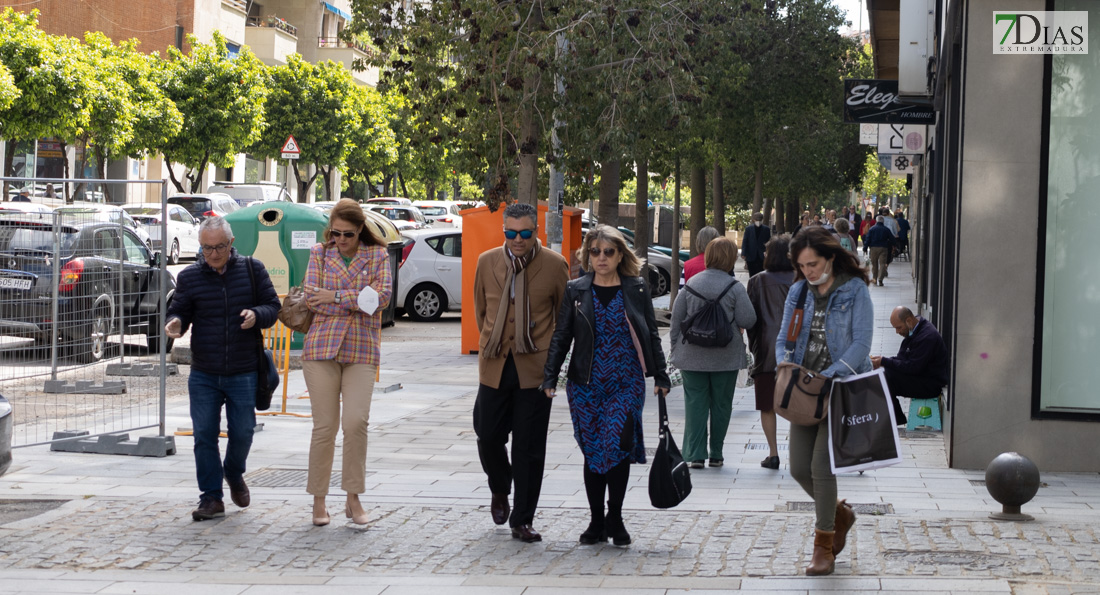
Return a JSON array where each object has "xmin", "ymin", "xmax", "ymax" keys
[
  {"xmin": 588, "ymin": 247, "xmax": 617, "ymax": 258},
  {"xmin": 503, "ymin": 229, "xmax": 535, "ymax": 240},
  {"xmin": 331, "ymin": 230, "xmax": 358, "ymax": 239}
]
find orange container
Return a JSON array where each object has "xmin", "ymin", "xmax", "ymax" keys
[{"xmin": 460, "ymin": 204, "xmax": 583, "ymax": 355}]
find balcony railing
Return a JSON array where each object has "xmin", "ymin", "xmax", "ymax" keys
[
  {"xmin": 222, "ymin": 0, "xmax": 248, "ymax": 13},
  {"xmin": 247, "ymin": 15, "xmax": 298, "ymax": 37},
  {"xmin": 317, "ymin": 37, "xmax": 374, "ymax": 57}
]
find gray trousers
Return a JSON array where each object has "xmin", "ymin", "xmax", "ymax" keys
[{"xmin": 788, "ymin": 420, "xmax": 837, "ymax": 531}]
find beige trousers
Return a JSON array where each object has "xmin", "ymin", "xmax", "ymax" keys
[{"xmin": 303, "ymin": 360, "xmax": 376, "ymax": 496}]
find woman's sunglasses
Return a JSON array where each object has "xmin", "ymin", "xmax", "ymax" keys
[
  {"xmin": 503, "ymin": 229, "xmax": 535, "ymax": 240},
  {"xmin": 588, "ymin": 247, "xmax": 617, "ymax": 258},
  {"xmin": 331, "ymin": 230, "xmax": 358, "ymax": 239}
]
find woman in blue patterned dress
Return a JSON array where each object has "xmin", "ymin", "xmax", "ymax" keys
[{"xmin": 542, "ymin": 225, "xmax": 671, "ymax": 546}]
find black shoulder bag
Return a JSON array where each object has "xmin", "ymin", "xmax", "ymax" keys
[
  {"xmin": 648, "ymin": 392, "xmax": 692, "ymax": 509},
  {"xmin": 247, "ymin": 257, "xmax": 279, "ymax": 411}
]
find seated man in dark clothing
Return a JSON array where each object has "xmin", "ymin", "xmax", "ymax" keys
[{"xmin": 871, "ymin": 306, "xmax": 950, "ymax": 426}]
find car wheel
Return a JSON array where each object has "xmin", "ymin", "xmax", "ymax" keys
[
  {"xmin": 654, "ymin": 268, "xmax": 670, "ymax": 296},
  {"xmin": 74, "ymin": 307, "xmax": 113, "ymax": 364},
  {"xmin": 404, "ymin": 284, "xmax": 445, "ymax": 322},
  {"xmin": 168, "ymin": 239, "xmax": 180, "ymax": 265}
]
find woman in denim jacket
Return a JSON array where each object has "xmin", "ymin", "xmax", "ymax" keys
[{"xmin": 775, "ymin": 227, "xmax": 873, "ymax": 576}]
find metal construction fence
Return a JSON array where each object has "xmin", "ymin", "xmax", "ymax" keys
[{"xmin": 0, "ymin": 177, "xmax": 173, "ymax": 456}]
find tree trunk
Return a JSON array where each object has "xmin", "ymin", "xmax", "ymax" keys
[
  {"xmin": 2, "ymin": 142, "xmax": 12, "ymax": 200},
  {"xmin": 669, "ymin": 157, "xmax": 681, "ymax": 308},
  {"xmin": 163, "ymin": 156, "xmax": 186, "ymax": 194},
  {"xmin": 786, "ymin": 195, "xmax": 800, "ymax": 234},
  {"xmin": 398, "ymin": 171, "xmax": 409, "ymax": 198},
  {"xmin": 774, "ymin": 196, "xmax": 784, "ymax": 233},
  {"xmin": 763, "ymin": 196, "xmax": 773, "ymax": 227},
  {"xmin": 634, "ymin": 157, "xmax": 650, "ymax": 263},
  {"xmin": 752, "ymin": 163, "xmax": 763, "ymax": 213},
  {"xmin": 689, "ymin": 164, "xmax": 706, "ymax": 257},
  {"xmin": 712, "ymin": 161, "xmax": 724, "ymax": 235},
  {"xmin": 598, "ymin": 159, "xmax": 620, "ymax": 229}
]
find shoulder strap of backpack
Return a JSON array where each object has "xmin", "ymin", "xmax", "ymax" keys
[
  {"xmin": 684, "ymin": 278, "xmax": 738, "ymax": 302},
  {"xmin": 783, "ymin": 282, "xmax": 810, "ymax": 353}
]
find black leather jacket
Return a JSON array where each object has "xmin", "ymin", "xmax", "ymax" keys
[{"xmin": 541, "ymin": 274, "xmax": 670, "ymax": 391}]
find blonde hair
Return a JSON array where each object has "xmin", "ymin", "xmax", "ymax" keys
[{"xmin": 578, "ymin": 224, "xmax": 640, "ymax": 277}]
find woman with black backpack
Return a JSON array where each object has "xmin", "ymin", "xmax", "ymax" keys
[{"xmin": 669, "ymin": 237, "xmax": 756, "ymax": 469}]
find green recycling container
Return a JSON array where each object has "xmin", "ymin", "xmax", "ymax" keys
[{"xmin": 225, "ymin": 202, "xmax": 328, "ymax": 349}]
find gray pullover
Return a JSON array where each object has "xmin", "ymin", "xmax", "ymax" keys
[{"xmin": 669, "ymin": 268, "xmax": 757, "ymax": 372}]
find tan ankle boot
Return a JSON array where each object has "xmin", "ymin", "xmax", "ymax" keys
[
  {"xmin": 833, "ymin": 500, "xmax": 856, "ymax": 556},
  {"xmin": 805, "ymin": 529, "xmax": 836, "ymax": 576}
]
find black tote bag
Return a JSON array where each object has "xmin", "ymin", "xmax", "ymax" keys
[
  {"xmin": 827, "ymin": 369, "xmax": 902, "ymax": 473},
  {"xmin": 648, "ymin": 392, "xmax": 692, "ymax": 509},
  {"xmin": 247, "ymin": 257, "xmax": 279, "ymax": 411}
]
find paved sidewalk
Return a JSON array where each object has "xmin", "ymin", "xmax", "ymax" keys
[{"xmin": 1, "ymin": 260, "xmax": 1098, "ymax": 594}]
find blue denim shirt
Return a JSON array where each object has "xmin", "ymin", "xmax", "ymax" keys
[{"xmin": 774, "ymin": 277, "xmax": 873, "ymax": 378}]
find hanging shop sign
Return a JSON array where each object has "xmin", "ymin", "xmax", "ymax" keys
[{"xmin": 844, "ymin": 79, "xmax": 936, "ymax": 124}]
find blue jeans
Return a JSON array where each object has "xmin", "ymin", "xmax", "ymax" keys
[{"xmin": 188, "ymin": 369, "xmax": 256, "ymax": 501}]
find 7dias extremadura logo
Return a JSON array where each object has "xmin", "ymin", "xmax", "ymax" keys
[{"xmin": 994, "ymin": 11, "xmax": 1088, "ymax": 54}]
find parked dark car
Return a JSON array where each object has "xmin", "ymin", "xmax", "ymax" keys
[{"xmin": 0, "ymin": 219, "xmax": 174, "ymax": 363}]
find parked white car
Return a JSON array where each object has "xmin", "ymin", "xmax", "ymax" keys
[
  {"xmin": 368, "ymin": 205, "xmax": 427, "ymax": 231},
  {"xmin": 396, "ymin": 228, "xmax": 462, "ymax": 321},
  {"xmin": 414, "ymin": 200, "xmax": 463, "ymax": 228},
  {"xmin": 123, "ymin": 203, "xmax": 200, "ymax": 265},
  {"xmin": 209, "ymin": 181, "xmax": 291, "ymax": 206}
]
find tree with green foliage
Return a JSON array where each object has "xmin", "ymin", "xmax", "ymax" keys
[
  {"xmin": 0, "ymin": 9, "xmax": 89, "ymax": 191},
  {"xmin": 860, "ymin": 152, "xmax": 907, "ymax": 205},
  {"xmin": 343, "ymin": 85, "xmax": 398, "ymax": 197},
  {"xmin": 159, "ymin": 31, "xmax": 267, "ymax": 193},
  {"xmin": 250, "ymin": 55, "xmax": 357, "ymax": 201}
]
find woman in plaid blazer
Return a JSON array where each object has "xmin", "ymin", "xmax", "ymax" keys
[{"xmin": 302, "ymin": 199, "xmax": 392, "ymax": 527}]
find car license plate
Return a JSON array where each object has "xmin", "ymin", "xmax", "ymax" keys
[{"xmin": 0, "ymin": 277, "xmax": 31, "ymax": 290}]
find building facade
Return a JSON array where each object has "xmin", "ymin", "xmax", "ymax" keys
[{"xmin": 869, "ymin": 0, "xmax": 1100, "ymax": 471}]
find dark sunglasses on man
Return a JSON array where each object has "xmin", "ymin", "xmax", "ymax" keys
[{"xmin": 504, "ymin": 229, "xmax": 535, "ymax": 240}]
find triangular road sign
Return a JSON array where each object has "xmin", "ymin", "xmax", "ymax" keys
[{"xmin": 281, "ymin": 135, "xmax": 300, "ymax": 154}]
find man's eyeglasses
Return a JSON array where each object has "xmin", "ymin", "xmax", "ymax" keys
[
  {"xmin": 331, "ymin": 230, "xmax": 358, "ymax": 239},
  {"xmin": 201, "ymin": 243, "xmax": 229, "ymax": 254},
  {"xmin": 589, "ymin": 247, "xmax": 617, "ymax": 258},
  {"xmin": 504, "ymin": 229, "xmax": 535, "ymax": 240}
]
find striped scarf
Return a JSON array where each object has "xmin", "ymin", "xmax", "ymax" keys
[{"xmin": 485, "ymin": 241, "xmax": 540, "ymax": 359}]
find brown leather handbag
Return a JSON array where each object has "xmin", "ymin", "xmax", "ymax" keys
[
  {"xmin": 773, "ymin": 284, "xmax": 833, "ymax": 426},
  {"xmin": 278, "ymin": 253, "xmax": 321, "ymax": 334}
]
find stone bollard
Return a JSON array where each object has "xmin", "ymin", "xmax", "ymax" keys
[{"xmin": 985, "ymin": 451, "xmax": 1040, "ymax": 521}]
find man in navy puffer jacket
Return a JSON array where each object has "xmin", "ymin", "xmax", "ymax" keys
[{"xmin": 166, "ymin": 217, "xmax": 281, "ymax": 521}]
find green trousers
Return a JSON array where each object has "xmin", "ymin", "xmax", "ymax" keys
[
  {"xmin": 788, "ymin": 419, "xmax": 837, "ymax": 531},
  {"xmin": 680, "ymin": 370, "xmax": 739, "ymax": 462}
]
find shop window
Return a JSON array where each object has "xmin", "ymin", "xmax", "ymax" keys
[{"xmin": 1039, "ymin": 1, "xmax": 1100, "ymax": 414}]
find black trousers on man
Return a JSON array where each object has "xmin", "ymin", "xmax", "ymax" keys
[
  {"xmin": 746, "ymin": 259, "xmax": 764, "ymax": 279},
  {"xmin": 473, "ymin": 354, "xmax": 553, "ymax": 528},
  {"xmin": 883, "ymin": 368, "xmax": 945, "ymax": 426}
]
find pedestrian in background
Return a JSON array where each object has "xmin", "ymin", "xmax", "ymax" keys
[
  {"xmin": 166, "ymin": 217, "xmax": 281, "ymax": 521},
  {"xmin": 746, "ymin": 234, "xmax": 795, "ymax": 470},
  {"xmin": 834, "ymin": 219, "xmax": 856, "ymax": 253},
  {"xmin": 741, "ymin": 213, "xmax": 770, "ymax": 278},
  {"xmin": 542, "ymin": 224, "xmax": 670, "ymax": 547},
  {"xmin": 682, "ymin": 225, "xmax": 720, "ymax": 282},
  {"xmin": 777, "ymin": 227, "xmax": 872, "ymax": 575},
  {"xmin": 865, "ymin": 215, "xmax": 894, "ymax": 286},
  {"xmin": 473, "ymin": 203, "xmax": 569, "ymax": 543},
  {"xmin": 302, "ymin": 199, "xmax": 392, "ymax": 527},
  {"xmin": 669, "ymin": 237, "xmax": 756, "ymax": 469},
  {"xmin": 860, "ymin": 211, "xmax": 874, "ymax": 254}
]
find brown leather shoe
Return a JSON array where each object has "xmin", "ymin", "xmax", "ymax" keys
[
  {"xmin": 510, "ymin": 524, "xmax": 542, "ymax": 543},
  {"xmin": 805, "ymin": 529, "xmax": 836, "ymax": 576},
  {"xmin": 227, "ymin": 477, "xmax": 250, "ymax": 508},
  {"xmin": 833, "ymin": 500, "xmax": 856, "ymax": 556},
  {"xmin": 191, "ymin": 497, "xmax": 225, "ymax": 521},
  {"xmin": 490, "ymin": 493, "xmax": 510, "ymax": 526}
]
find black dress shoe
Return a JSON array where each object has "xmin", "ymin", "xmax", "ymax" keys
[
  {"xmin": 490, "ymin": 493, "xmax": 510, "ymax": 526},
  {"xmin": 579, "ymin": 520, "xmax": 607, "ymax": 545},
  {"xmin": 510, "ymin": 524, "xmax": 542, "ymax": 543},
  {"xmin": 227, "ymin": 477, "xmax": 250, "ymax": 508},
  {"xmin": 761, "ymin": 456, "xmax": 780, "ymax": 470}
]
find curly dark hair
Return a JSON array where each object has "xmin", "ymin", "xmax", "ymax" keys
[{"xmin": 789, "ymin": 227, "xmax": 870, "ymax": 285}]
